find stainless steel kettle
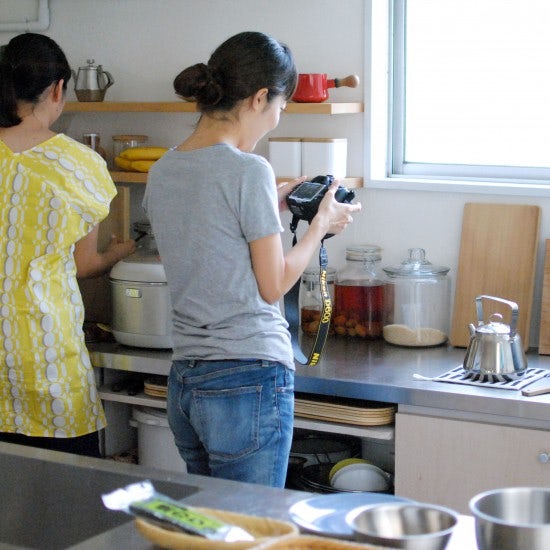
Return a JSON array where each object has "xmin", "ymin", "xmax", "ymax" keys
[
  {"xmin": 463, "ymin": 295, "xmax": 527, "ymax": 379},
  {"xmin": 72, "ymin": 59, "xmax": 114, "ymax": 102}
]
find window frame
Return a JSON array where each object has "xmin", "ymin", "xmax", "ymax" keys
[{"xmin": 365, "ymin": 0, "xmax": 550, "ymax": 197}]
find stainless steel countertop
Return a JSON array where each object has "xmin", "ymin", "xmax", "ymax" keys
[
  {"xmin": 0, "ymin": 442, "xmax": 477, "ymax": 549},
  {"xmin": 89, "ymin": 338, "xmax": 550, "ymax": 426}
]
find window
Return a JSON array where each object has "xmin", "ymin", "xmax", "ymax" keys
[{"xmin": 390, "ymin": 0, "xmax": 550, "ymax": 184}]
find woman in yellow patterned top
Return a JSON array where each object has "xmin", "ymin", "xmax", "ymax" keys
[{"xmin": 0, "ymin": 33, "xmax": 135, "ymax": 456}]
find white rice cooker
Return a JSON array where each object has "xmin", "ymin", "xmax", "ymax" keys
[{"xmin": 110, "ymin": 222, "xmax": 173, "ymax": 349}]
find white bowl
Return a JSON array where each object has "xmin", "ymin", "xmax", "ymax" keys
[{"xmin": 330, "ymin": 462, "xmax": 391, "ymax": 492}]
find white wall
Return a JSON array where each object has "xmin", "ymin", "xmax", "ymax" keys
[{"xmin": 2, "ymin": 0, "xmax": 548, "ymax": 344}]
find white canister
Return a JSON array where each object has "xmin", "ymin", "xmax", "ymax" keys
[
  {"xmin": 302, "ymin": 138, "xmax": 347, "ymax": 180},
  {"xmin": 268, "ymin": 137, "xmax": 302, "ymax": 178}
]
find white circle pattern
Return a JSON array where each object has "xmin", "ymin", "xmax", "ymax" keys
[{"xmin": 1, "ymin": 135, "xmax": 115, "ymax": 437}]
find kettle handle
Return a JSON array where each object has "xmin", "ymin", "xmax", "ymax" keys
[
  {"xmin": 98, "ymin": 67, "xmax": 115, "ymax": 90},
  {"xmin": 475, "ymin": 295, "xmax": 519, "ymax": 336}
]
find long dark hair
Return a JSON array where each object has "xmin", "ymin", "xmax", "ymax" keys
[
  {"xmin": 0, "ymin": 33, "xmax": 71, "ymax": 127},
  {"xmin": 173, "ymin": 31, "xmax": 297, "ymax": 114}
]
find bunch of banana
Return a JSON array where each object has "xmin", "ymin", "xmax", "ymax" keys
[{"xmin": 114, "ymin": 146, "xmax": 168, "ymax": 172}]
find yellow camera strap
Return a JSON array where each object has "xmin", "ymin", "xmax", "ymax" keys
[{"xmin": 284, "ymin": 242, "xmax": 332, "ymax": 366}]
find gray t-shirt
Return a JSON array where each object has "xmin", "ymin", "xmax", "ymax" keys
[{"xmin": 142, "ymin": 143, "xmax": 294, "ymax": 369}]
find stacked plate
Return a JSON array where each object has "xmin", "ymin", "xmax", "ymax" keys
[
  {"xmin": 294, "ymin": 394, "xmax": 396, "ymax": 426},
  {"xmin": 143, "ymin": 375, "xmax": 168, "ymax": 398}
]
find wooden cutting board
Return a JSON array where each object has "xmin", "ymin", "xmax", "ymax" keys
[
  {"xmin": 538, "ymin": 240, "xmax": 550, "ymax": 354},
  {"xmin": 450, "ymin": 203, "xmax": 540, "ymax": 349}
]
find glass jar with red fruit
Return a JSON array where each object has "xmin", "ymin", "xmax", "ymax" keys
[
  {"xmin": 333, "ymin": 245, "xmax": 387, "ymax": 339},
  {"xmin": 300, "ymin": 266, "xmax": 337, "ymax": 336}
]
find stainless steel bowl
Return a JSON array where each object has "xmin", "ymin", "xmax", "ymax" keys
[
  {"xmin": 469, "ymin": 487, "xmax": 550, "ymax": 550},
  {"xmin": 345, "ymin": 502, "xmax": 458, "ymax": 549}
]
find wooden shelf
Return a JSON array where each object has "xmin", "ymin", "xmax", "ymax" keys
[
  {"xmin": 276, "ymin": 176, "xmax": 363, "ymax": 188},
  {"xmin": 110, "ymin": 171, "xmax": 363, "ymax": 188},
  {"xmin": 285, "ymin": 102, "xmax": 363, "ymax": 114},
  {"xmin": 294, "ymin": 417, "xmax": 394, "ymax": 441},
  {"xmin": 65, "ymin": 101, "xmax": 197, "ymax": 113},
  {"xmin": 110, "ymin": 171, "xmax": 148, "ymax": 183},
  {"xmin": 64, "ymin": 101, "xmax": 363, "ymax": 115},
  {"xmin": 99, "ymin": 386, "xmax": 167, "ymax": 409}
]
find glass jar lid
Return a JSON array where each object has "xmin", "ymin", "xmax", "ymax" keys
[
  {"xmin": 302, "ymin": 266, "xmax": 337, "ymax": 282},
  {"xmin": 112, "ymin": 134, "xmax": 148, "ymax": 142},
  {"xmin": 345, "ymin": 244, "xmax": 382, "ymax": 262},
  {"xmin": 383, "ymin": 248, "xmax": 450, "ymax": 277}
]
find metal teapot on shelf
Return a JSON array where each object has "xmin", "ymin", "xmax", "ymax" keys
[
  {"xmin": 72, "ymin": 59, "xmax": 114, "ymax": 102},
  {"xmin": 463, "ymin": 295, "xmax": 527, "ymax": 380}
]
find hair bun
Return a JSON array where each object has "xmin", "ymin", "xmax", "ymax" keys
[{"xmin": 173, "ymin": 63, "xmax": 223, "ymax": 106}]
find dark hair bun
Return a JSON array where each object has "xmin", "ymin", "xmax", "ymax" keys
[{"xmin": 173, "ymin": 63, "xmax": 223, "ymax": 106}]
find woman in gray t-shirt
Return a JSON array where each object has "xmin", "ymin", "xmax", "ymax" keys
[{"xmin": 143, "ymin": 31, "xmax": 360, "ymax": 487}]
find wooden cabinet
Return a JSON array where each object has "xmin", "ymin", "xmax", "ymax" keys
[{"xmin": 395, "ymin": 412, "xmax": 550, "ymax": 513}]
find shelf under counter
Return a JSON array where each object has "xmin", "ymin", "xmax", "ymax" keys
[
  {"xmin": 89, "ymin": 342, "xmax": 172, "ymax": 376},
  {"xmin": 294, "ymin": 417, "xmax": 394, "ymax": 440},
  {"xmin": 97, "ymin": 383, "xmax": 394, "ymax": 440},
  {"xmin": 91, "ymin": 342, "xmax": 395, "ymax": 442},
  {"xmin": 98, "ymin": 385, "xmax": 167, "ymax": 409}
]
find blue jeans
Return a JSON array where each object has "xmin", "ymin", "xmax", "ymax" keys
[{"xmin": 167, "ymin": 359, "xmax": 294, "ymax": 488}]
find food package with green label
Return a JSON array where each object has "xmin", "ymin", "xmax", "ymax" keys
[{"xmin": 102, "ymin": 480, "xmax": 254, "ymax": 542}]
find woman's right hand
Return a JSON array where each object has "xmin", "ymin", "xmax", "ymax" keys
[{"xmin": 310, "ymin": 180, "xmax": 362, "ymax": 236}]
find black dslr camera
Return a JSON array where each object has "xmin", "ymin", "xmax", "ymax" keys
[{"xmin": 286, "ymin": 175, "xmax": 355, "ymax": 223}]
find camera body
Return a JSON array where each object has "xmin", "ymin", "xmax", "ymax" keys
[{"xmin": 286, "ymin": 175, "xmax": 355, "ymax": 223}]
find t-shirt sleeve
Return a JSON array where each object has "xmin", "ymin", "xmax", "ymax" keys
[
  {"xmin": 45, "ymin": 137, "xmax": 117, "ymax": 237},
  {"xmin": 239, "ymin": 157, "xmax": 283, "ymax": 243}
]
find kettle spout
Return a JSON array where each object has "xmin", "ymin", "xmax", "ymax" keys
[{"xmin": 468, "ymin": 323, "xmax": 476, "ymax": 337}]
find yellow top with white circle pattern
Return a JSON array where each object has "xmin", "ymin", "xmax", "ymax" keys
[{"xmin": 0, "ymin": 134, "xmax": 116, "ymax": 437}]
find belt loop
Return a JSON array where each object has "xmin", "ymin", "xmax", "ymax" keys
[{"xmin": 188, "ymin": 359, "xmax": 196, "ymax": 368}]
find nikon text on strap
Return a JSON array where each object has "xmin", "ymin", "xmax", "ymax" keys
[{"xmin": 284, "ymin": 219, "xmax": 332, "ymax": 366}]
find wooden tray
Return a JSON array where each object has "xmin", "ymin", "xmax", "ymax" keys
[
  {"xmin": 144, "ymin": 375, "xmax": 168, "ymax": 398},
  {"xmin": 294, "ymin": 395, "xmax": 396, "ymax": 426}
]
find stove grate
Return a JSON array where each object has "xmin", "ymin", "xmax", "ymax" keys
[{"xmin": 414, "ymin": 366, "xmax": 550, "ymax": 390}]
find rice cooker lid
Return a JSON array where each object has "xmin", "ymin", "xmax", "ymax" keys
[{"xmin": 110, "ymin": 253, "xmax": 167, "ymax": 283}]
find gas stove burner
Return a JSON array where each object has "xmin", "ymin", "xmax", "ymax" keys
[{"xmin": 463, "ymin": 370, "xmax": 526, "ymax": 384}]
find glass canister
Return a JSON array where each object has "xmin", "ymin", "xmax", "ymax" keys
[
  {"xmin": 112, "ymin": 134, "xmax": 148, "ymax": 159},
  {"xmin": 382, "ymin": 248, "xmax": 451, "ymax": 347},
  {"xmin": 300, "ymin": 266, "xmax": 337, "ymax": 336},
  {"xmin": 334, "ymin": 245, "xmax": 387, "ymax": 339}
]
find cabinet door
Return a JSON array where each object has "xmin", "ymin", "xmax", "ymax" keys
[
  {"xmin": 79, "ymin": 185, "xmax": 131, "ymax": 324},
  {"xmin": 395, "ymin": 412, "xmax": 550, "ymax": 514}
]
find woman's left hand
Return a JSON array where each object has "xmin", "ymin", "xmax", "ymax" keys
[{"xmin": 277, "ymin": 176, "xmax": 307, "ymax": 212}]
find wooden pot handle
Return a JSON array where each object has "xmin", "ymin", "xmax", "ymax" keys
[{"xmin": 333, "ymin": 74, "xmax": 360, "ymax": 88}]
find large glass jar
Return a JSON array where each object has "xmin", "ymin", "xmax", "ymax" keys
[
  {"xmin": 382, "ymin": 248, "xmax": 450, "ymax": 347},
  {"xmin": 334, "ymin": 245, "xmax": 386, "ymax": 339},
  {"xmin": 300, "ymin": 266, "xmax": 336, "ymax": 336}
]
